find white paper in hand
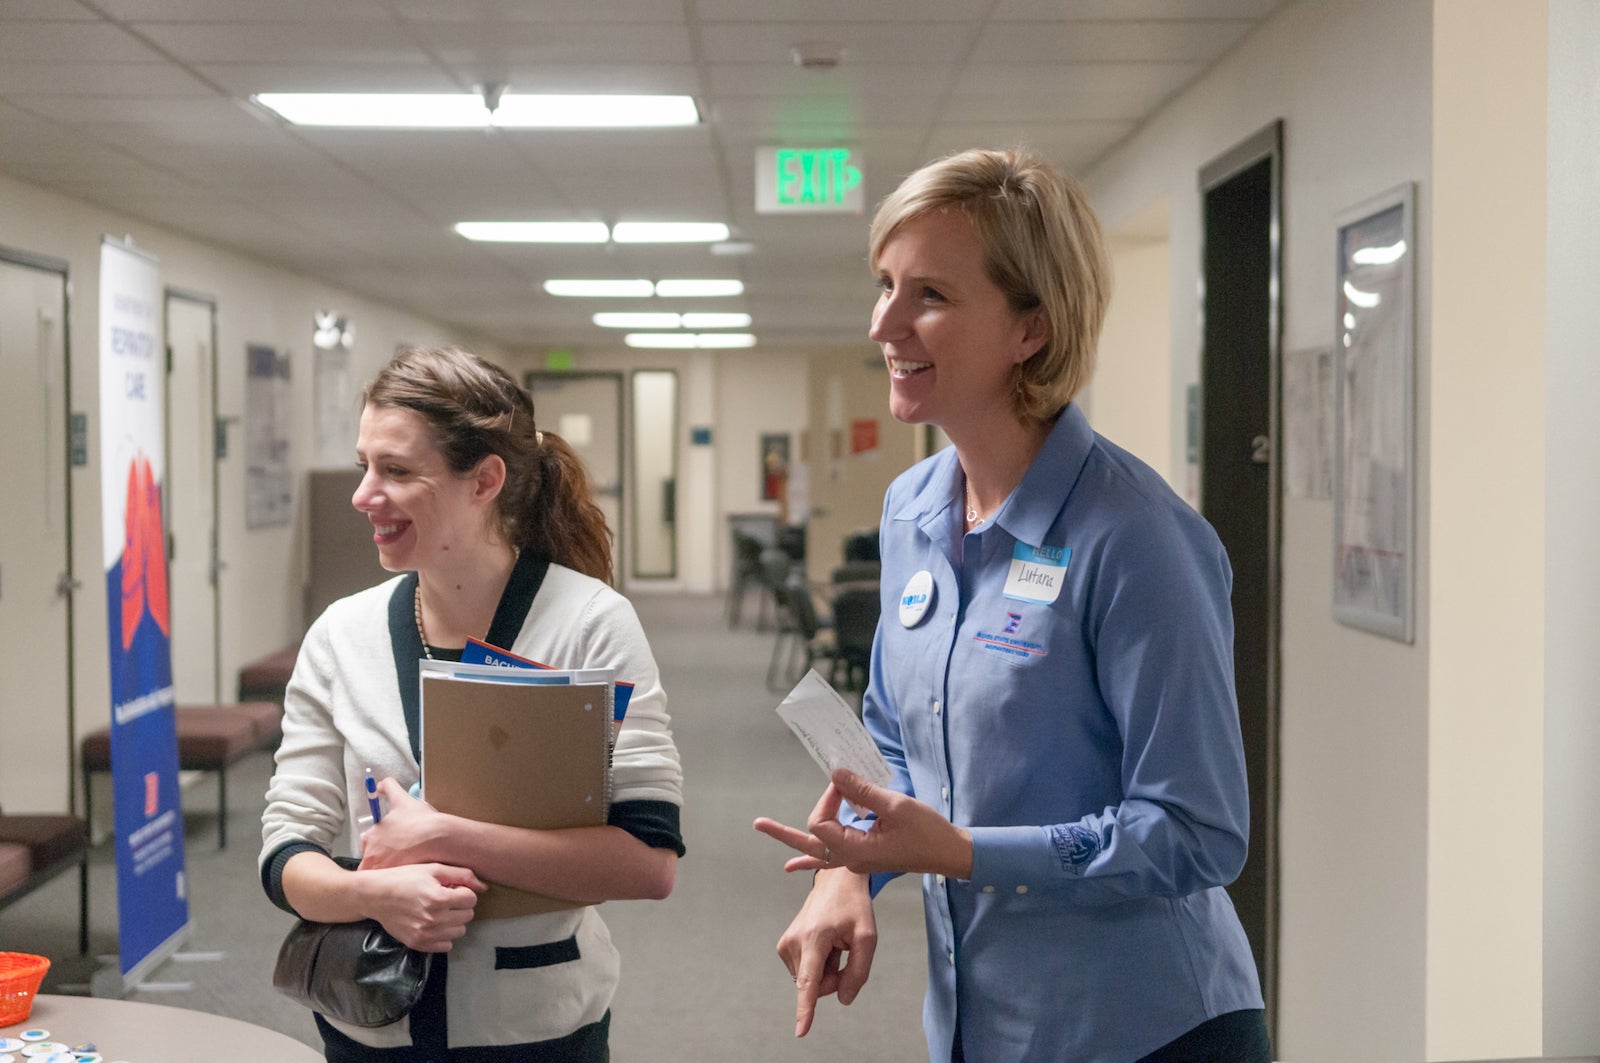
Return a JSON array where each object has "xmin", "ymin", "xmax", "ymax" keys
[{"xmin": 775, "ymin": 670, "xmax": 894, "ymax": 788}]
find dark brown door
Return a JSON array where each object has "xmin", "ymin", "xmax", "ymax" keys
[{"xmin": 1198, "ymin": 121, "xmax": 1281, "ymax": 1027}]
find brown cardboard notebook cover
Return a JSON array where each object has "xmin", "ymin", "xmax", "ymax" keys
[{"xmin": 421, "ymin": 674, "xmax": 612, "ymax": 919}]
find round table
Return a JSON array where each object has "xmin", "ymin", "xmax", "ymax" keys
[{"xmin": 4, "ymin": 994, "xmax": 321, "ymax": 1061}]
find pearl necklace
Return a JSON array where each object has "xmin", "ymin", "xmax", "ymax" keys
[
  {"xmin": 413, "ymin": 579, "xmax": 435, "ymax": 660},
  {"xmin": 413, "ymin": 548, "xmax": 519, "ymax": 660}
]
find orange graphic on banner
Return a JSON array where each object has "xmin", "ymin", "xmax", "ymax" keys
[{"xmin": 119, "ymin": 452, "xmax": 170, "ymax": 648}]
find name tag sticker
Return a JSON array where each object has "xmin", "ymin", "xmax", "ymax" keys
[{"xmin": 1003, "ymin": 543, "xmax": 1070, "ymax": 604}]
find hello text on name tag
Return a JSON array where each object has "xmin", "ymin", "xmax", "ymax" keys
[{"xmin": 1003, "ymin": 542, "xmax": 1071, "ymax": 604}]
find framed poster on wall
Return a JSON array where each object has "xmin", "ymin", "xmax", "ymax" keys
[{"xmin": 1333, "ymin": 183, "xmax": 1416, "ymax": 642}]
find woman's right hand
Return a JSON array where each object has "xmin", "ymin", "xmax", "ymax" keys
[
  {"xmin": 365, "ymin": 863, "xmax": 487, "ymax": 953},
  {"xmin": 777, "ymin": 866, "xmax": 877, "ymax": 1037}
]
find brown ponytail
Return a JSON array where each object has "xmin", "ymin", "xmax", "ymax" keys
[
  {"xmin": 364, "ymin": 346, "xmax": 615, "ymax": 585},
  {"xmin": 519, "ymin": 430, "xmax": 613, "ymax": 584}
]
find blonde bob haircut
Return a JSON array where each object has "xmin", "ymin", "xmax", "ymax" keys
[{"xmin": 868, "ymin": 148, "xmax": 1112, "ymax": 421}]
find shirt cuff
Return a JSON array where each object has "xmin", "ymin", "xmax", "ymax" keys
[
  {"xmin": 260, "ymin": 839, "xmax": 329, "ymax": 914},
  {"xmin": 966, "ymin": 825, "xmax": 1062, "ymax": 892}
]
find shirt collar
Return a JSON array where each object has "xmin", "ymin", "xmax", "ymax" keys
[{"xmin": 890, "ymin": 404, "xmax": 1095, "ymax": 549}]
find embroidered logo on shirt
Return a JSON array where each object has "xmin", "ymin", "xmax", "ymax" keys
[
  {"xmin": 1002, "ymin": 611, "xmax": 1022, "ymax": 635},
  {"xmin": 1051, "ymin": 824, "xmax": 1101, "ymax": 873},
  {"xmin": 972, "ymin": 630, "xmax": 1047, "ymax": 659}
]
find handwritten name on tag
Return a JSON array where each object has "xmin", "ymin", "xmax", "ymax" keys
[{"xmin": 1003, "ymin": 543, "xmax": 1070, "ymax": 604}]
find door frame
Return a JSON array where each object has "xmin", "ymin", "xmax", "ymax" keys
[
  {"xmin": 524, "ymin": 370, "xmax": 627, "ymax": 583},
  {"xmin": 0, "ymin": 244, "xmax": 78, "ymax": 810},
  {"xmin": 1197, "ymin": 119, "xmax": 1283, "ymax": 1026},
  {"xmin": 163, "ymin": 286, "xmax": 222, "ymax": 703}
]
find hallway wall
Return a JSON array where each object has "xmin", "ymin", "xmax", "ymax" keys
[
  {"xmin": 1082, "ymin": 1, "xmax": 1433, "ymax": 1058},
  {"xmin": 0, "ymin": 170, "xmax": 497, "ymax": 803}
]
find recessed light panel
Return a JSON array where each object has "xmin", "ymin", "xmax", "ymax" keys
[
  {"xmin": 680, "ymin": 313, "xmax": 752, "ymax": 328},
  {"xmin": 254, "ymin": 92, "xmax": 698, "ymax": 129},
  {"xmin": 457, "ymin": 222, "xmax": 609, "ymax": 243},
  {"xmin": 594, "ymin": 312, "xmax": 683, "ymax": 329},
  {"xmin": 654, "ymin": 279, "xmax": 744, "ymax": 297},
  {"xmin": 544, "ymin": 279, "xmax": 655, "ymax": 297},
  {"xmin": 612, "ymin": 222, "xmax": 730, "ymax": 244}
]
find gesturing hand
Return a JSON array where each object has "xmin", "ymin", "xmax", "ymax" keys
[
  {"xmin": 753, "ymin": 768, "xmax": 973, "ymax": 880},
  {"xmin": 366, "ymin": 862, "xmax": 486, "ymax": 953},
  {"xmin": 774, "ymin": 867, "xmax": 876, "ymax": 1037}
]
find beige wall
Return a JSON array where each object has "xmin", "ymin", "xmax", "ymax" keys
[
  {"xmin": 804, "ymin": 347, "xmax": 915, "ymax": 585},
  {"xmin": 1428, "ymin": 2, "xmax": 1547, "ymax": 1055},
  {"xmin": 1083, "ymin": 1, "xmax": 1434, "ymax": 1057},
  {"xmin": 1089, "ymin": 199, "xmax": 1174, "ymax": 486}
]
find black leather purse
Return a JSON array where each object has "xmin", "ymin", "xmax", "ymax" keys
[{"xmin": 272, "ymin": 917, "xmax": 432, "ymax": 1028}]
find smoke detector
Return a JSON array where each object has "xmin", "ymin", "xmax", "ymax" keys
[{"xmin": 790, "ymin": 42, "xmax": 842, "ymax": 71}]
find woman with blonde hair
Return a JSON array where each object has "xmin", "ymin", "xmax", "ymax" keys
[
  {"xmin": 757, "ymin": 150, "xmax": 1268, "ymax": 1061},
  {"xmin": 262, "ymin": 346, "xmax": 683, "ymax": 1060}
]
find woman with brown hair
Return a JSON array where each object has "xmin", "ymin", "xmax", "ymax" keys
[{"xmin": 261, "ymin": 346, "xmax": 683, "ymax": 1061}]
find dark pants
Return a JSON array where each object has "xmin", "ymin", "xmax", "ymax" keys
[
  {"xmin": 315, "ymin": 954, "xmax": 610, "ymax": 1063},
  {"xmin": 1136, "ymin": 1008, "xmax": 1272, "ymax": 1063}
]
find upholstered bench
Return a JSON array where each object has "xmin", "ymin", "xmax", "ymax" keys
[
  {"xmin": 80, "ymin": 702, "xmax": 283, "ymax": 850},
  {"xmin": 237, "ymin": 643, "xmax": 300, "ymax": 704},
  {"xmin": 0, "ymin": 814, "xmax": 89, "ymax": 954}
]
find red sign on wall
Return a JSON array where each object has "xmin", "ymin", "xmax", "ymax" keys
[{"xmin": 851, "ymin": 419, "xmax": 878, "ymax": 455}]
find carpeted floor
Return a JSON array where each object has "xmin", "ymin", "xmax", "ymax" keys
[{"xmin": 1, "ymin": 592, "xmax": 929, "ymax": 1061}]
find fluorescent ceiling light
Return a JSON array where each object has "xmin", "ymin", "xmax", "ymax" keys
[
  {"xmin": 625, "ymin": 333, "xmax": 698, "ymax": 349},
  {"xmin": 456, "ymin": 222, "xmax": 609, "ymax": 243},
  {"xmin": 253, "ymin": 92, "xmax": 697, "ymax": 129},
  {"xmin": 612, "ymin": 222, "xmax": 730, "ymax": 243},
  {"xmin": 594, "ymin": 312, "xmax": 683, "ymax": 329},
  {"xmin": 694, "ymin": 333, "xmax": 757, "ymax": 348},
  {"xmin": 655, "ymin": 279, "xmax": 743, "ymax": 297},
  {"xmin": 255, "ymin": 93, "xmax": 488, "ymax": 128},
  {"xmin": 681, "ymin": 313, "xmax": 752, "ymax": 329},
  {"xmin": 626, "ymin": 333, "xmax": 757, "ymax": 349},
  {"xmin": 494, "ymin": 94, "xmax": 699, "ymax": 128},
  {"xmin": 544, "ymin": 279, "xmax": 655, "ymax": 298}
]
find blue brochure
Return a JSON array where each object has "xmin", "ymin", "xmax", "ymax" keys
[{"xmin": 460, "ymin": 638, "xmax": 633, "ymax": 722}]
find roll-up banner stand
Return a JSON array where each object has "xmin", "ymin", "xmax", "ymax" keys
[{"xmin": 94, "ymin": 235, "xmax": 192, "ymax": 996}]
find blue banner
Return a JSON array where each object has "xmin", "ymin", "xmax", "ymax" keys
[{"xmin": 99, "ymin": 239, "xmax": 189, "ymax": 980}]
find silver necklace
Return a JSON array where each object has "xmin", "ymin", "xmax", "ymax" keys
[{"xmin": 964, "ymin": 484, "xmax": 987, "ymax": 528}]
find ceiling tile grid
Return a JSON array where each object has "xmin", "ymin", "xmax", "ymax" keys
[{"xmin": 0, "ymin": 0, "xmax": 1286, "ymax": 350}]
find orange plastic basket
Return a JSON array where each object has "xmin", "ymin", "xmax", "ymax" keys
[{"xmin": 0, "ymin": 952, "xmax": 49, "ymax": 1027}]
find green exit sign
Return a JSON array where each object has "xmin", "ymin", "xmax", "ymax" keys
[{"xmin": 756, "ymin": 147, "xmax": 864, "ymax": 214}]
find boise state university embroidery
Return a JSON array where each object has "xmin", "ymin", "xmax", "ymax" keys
[{"xmin": 973, "ymin": 610, "xmax": 1047, "ymax": 659}]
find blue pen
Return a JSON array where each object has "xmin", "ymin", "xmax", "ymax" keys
[{"xmin": 364, "ymin": 768, "xmax": 382, "ymax": 824}]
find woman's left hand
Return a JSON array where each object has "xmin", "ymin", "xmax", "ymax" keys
[
  {"xmin": 359, "ymin": 777, "xmax": 451, "ymax": 870},
  {"xmin": 754, "ymin": 769, "xmax": 973, "ymax": 880}
]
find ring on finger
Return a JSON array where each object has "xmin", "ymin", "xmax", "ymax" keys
[{"xmin": 823, "ymin": 846, "xmax": 831, "ymax": 865}]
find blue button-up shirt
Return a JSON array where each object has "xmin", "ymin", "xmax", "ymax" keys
[{"xmin": 852, "ymin": 405, "xmax": 1262, "ymax": 1061}]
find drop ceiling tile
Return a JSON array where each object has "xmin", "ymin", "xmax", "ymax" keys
[
  {"xmin": 99, "ymin": 0, "xmax": 390, "ymax": 19},
  {"xmin": 992, "ymin": 0, "xmax": 1285, "ymax": 18},
  {"xmin": 0, "ymin": 22, "xmax": 168, "ymax": 62},
  {"xmin": 135, "ymin": 21, "xmax": 426, "ymax": 64},
  {"xmin": 447, "ymin": 63, "xmax": 700, "ymax": 96},
  {"xmin": 391, "ymin": 0, "xmax": 681, "ymax": 23},
  {"xmin": 698, "ymin": 22, "xmax": 976, "ymax": 65},
  {"xmin": 422, "ymin": 22, "xmax": 693, "ymax": 66},
  {"xmin": 0, "ymin": 61, "xmax": 216, "ymax": 97},
  {"xmin": 972, "ymin": 19, "xmax": 1255, "ymax": 63},
  {"xmin": 0, "ymin": 2, "xmax": 100, "ymax": 20},
  {"xmin": 197, "ymin": 63, "xmax": 460, "ymax": 94},
  {"xmin": 696, "ymin": 0, "xmax": 983, "ymax": 22}
]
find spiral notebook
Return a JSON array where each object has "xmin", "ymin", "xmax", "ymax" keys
[{"xmin": 419, "ymin": 661, "xmax": 614, "ymax": 919}]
